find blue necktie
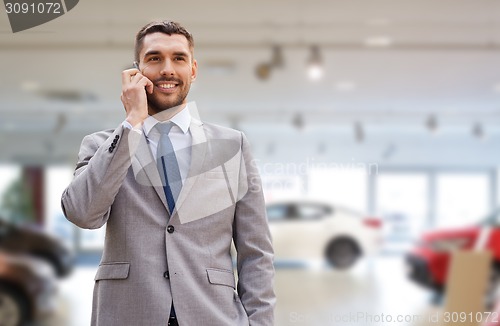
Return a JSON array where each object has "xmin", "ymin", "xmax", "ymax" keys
[{"xmin": 155, "ymin": 122, "xmax": 182, "ymax": 214}]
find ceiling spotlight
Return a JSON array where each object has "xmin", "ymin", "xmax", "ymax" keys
[
  {"xmin": 425, "ymin": 115, "xmax": 438, "ymax": 134},
  {"xmin": 472, "ymin": 122, "xmax": 485, "ymax": 140},
  {"xmin": 255, "ymin": 62, "xmax": 272, "ymax": 81},
  {"xmin": 53, "ymin": 113, "xmax": 67, "ymax": 134},
  {"xmin": 292, "ymin": 113, "xmax": 305, "ymax": 131},
  {"xmin": 271, "ymin": 45, "xmax": 284, "ymax": 69},
  {"xmin": 354, "ymin": 121, "xmax": 364, "ymax": 143},
  {"xmin": 307, "ymin": 45, "xmax": 323, "ymax": 81}
]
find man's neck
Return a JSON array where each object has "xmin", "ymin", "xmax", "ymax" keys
[{"xmin": 149, "ymin": 103, "xmax": 187, "ymax": 122}]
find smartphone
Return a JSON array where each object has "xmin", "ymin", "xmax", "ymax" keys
[{"xmin": 133, "ymin": 61, "xmax": 140, "ymax": 70}]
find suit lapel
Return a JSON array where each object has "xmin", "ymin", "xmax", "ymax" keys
[
  {"xmin": 131, "ymin": 133, "xmax": 170, "ymax": 212},
  {"xmin": 173, "ymin": 119, "xmax": 207, "ymax": 215}
]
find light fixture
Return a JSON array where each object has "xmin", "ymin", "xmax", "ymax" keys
[
  {"xmin": 354, "ymin": 121, "xmax": 364, "ymax": 143},
  {"xmin": 53, "ymin": 113, "xmax": 66, "ymax": 134},
  {"xmin": 292, "ymin": 113, "xmax": 305, "ymax": 131},
  {"xmin": 472, "ymin": 122, "xmax": 485, "ymax": 140},
  {"xmin": 255, "ymin": 46, "xmax": 284, "ymax": 81},
  {"xmin": 270, "ymin": 45, "xmax": 284, "ymax": 69},
  {"xmin": 425, "ymin": 115, "xmax": 438, "ymax": 134},
  {"xmin": 307, "ymin": 45, "xmax": 323, "ymax": 81},
  {"xmin": 255, "ymin": 62, "xmax": 272, "ymax": 81}
]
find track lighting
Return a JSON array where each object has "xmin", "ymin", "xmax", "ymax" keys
[
  {"xmin": 271, "ymin": 45, "xmax": 284, "ymax": 69},
  {"xmin": 292, "ymin": 113, "xmax": 305, "ymax": 131},
  {"xmin": 354, "ymin": 121, "xmax": 364, "ymax": 143},
  {"xmin": 472, "ymin": 122, "xmax": 485, "ymax": 140},
  {"xmin": 307, "ymin": 45, "xmax": 323, "ymax": 81},
  {"xmin": 426, "ymin": 115, "xmax": 438, "ymax": 134}
]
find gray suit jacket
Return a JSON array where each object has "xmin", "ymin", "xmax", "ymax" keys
[{"xmin": 61, "ymin": 118, "xmax": 276, "ymax": 326}]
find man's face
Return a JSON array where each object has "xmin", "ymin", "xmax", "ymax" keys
[{"xmin": 138, "ymin": 32, "xmax": 197, "ymax": 114}]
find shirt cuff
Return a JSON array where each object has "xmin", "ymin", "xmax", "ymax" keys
[{"xmin": 122, "ymin": 120, "xmax": 143, "ymax": 135}]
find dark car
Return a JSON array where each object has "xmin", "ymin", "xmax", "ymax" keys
[
  {"xmin": 0, "ymin": 219, "xmax": 74, "ymax": 278},
  {"xmin": 0, "ymin": 251, "xmax": 57, "ymax": 326}
]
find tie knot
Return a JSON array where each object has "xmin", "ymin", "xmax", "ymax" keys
[{"xmin": 155, "ymin": 121, "xmax": 174, "ymax": 135}]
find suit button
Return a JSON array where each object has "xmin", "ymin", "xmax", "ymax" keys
[
  {"xmin": 115, "ymin": 135, "xmax": 119, "ymax": 140},
  {"xmin": 163, "ymin": 271, "xmax": 170, "ymax": 279},
  {"xmin": 167, "ymin": 225, "xmax": 175, "ymax": 233},
  {"xmin": 108, "ymin": 147, "xmax": 114, "ymax": 153}
]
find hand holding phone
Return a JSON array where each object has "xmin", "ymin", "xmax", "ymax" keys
[{"xmin": 120, "ymin": 61, "xmax": 154, "ymax": 127}]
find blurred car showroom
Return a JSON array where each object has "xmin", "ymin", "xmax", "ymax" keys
[{"xmin": 1, "ymin": 0, "xmax": 500, "ymax": 325}]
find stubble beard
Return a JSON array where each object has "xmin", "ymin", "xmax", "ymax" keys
[{"xmin": 147, "ymin": 83, "xmax": 191, "ymax": 115}]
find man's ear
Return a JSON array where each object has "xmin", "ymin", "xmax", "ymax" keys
[{"xmin": 191, "ymin": 59, "xmax": 198, "ymax": 82}]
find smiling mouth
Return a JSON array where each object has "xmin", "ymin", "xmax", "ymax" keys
[{"xmin": 157, "ymin": 83, "xmax": 178, "ymax": 89}]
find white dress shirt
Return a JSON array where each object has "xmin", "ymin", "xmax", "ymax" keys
[{"xmin": 123, "ymin": 106, "xmax": 193, "ymax": 185}]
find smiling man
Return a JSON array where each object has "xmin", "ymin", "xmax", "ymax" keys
[{"xmin": 61, "ymin": 21, "xmax": 275, "ymax": 326}]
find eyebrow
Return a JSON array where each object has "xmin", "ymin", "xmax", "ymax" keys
[
  {"xmin": 143, "ymin": 50, "xmax": 189, "ymax": 58},
  {"xmin": 143, "ymin": 50, "xmax": 161, "ymax": 57},
  {"xmin": 172, "ymin": 51, "xmax": 189, "ymax": 58}
]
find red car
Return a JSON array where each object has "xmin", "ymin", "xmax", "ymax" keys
[{"xmin": 406, "ymin": 211, "xmax": 500, "ymax": 294}]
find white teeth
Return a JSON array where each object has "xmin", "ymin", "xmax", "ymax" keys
[{"xmin": 158, "ymin": 84, "xmax": 176, "ymax": 89}]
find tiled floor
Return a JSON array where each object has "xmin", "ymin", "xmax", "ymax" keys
[{"xmin": 41, "ymin": 256, "xmax": 434, "ymax": 326}]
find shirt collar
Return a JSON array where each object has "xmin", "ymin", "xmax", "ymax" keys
[{"xmin": 143, "ymin": 104, "xmax": 191, "ymax": 136}]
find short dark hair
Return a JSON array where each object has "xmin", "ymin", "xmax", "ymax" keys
[{"xmin": 134, "ymin": 21, "xmax": 194, "ymax": 62}]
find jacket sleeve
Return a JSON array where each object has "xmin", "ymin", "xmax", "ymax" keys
[
  {"xmin": 61, "ymin": 125, "xmax": 138, "ymax": 229},
  {"xmin": 233, "ymin": 132, "xmax": 276, "ymax": 326}
]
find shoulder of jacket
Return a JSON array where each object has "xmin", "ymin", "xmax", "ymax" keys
[
  {"xmin": 85, "ymin": 129, "xmax": 115, "ymax": 145},
  {"xmin": 201, "ymin": 121, "xmax": 242, "ymax": 139}
]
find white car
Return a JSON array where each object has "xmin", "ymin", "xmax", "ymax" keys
[{"xmin": 266, "ymin": 201, "xmax": 383, "ymax": 269}]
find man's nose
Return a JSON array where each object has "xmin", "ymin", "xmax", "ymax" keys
[{"xmin": 159, "ymin": 59, "xmax": 175, "ymax": 75}]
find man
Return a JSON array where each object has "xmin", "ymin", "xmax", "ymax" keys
[{"xmin": 61, "ymin": 21, "xmax": 275, "ymax": 326}]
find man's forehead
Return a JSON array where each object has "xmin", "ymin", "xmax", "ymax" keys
[{"xmin": 140, "ymin": 33, "xmax": 191, "ymax": 57}]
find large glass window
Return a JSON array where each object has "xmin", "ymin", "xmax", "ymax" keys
[
  {"xmin": 261, "ymin": 175, "xmax": 303, "ymax": 202},
  {"xmin": 376, "ymin": 173, "xmax": 429, "ymax": 247},
  {"xmin": 0, "ymin": 165, "xmax": 22, "ymax": 220},
  {"xmin": 0, "ymin": 165, "xmax": 21, "ymax": 207},
  {"xmin": 308, "ymin": 167, "xmax": 368, "ymax": 213},
  {"xmin": 436, "ymin": 173, "xmax": 490, "ymax": 228}
]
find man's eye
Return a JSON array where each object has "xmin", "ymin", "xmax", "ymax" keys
[
  {"xmin": 174, "ymin": 57, "xmax": 186, "ymax": 61},
  {"xmin": 148, "ymin": 57, "xmax": 160, "ymax": 62}
]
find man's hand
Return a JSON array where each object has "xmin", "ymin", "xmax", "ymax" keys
[{"xmin": 121, "ymin": 68, "xmax": 154, "ymax": 127}]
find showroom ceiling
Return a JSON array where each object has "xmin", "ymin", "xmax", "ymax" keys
[{"xmin": 0, "ymin": 0, "xmax": 499, "ymax": 164}]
